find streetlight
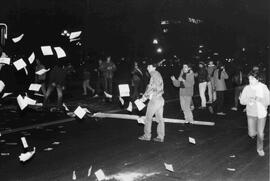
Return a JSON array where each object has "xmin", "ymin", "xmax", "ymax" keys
[
  {"xmin": 153, "ymin": 39, "xmax": 158, "ymax": 44},
  {"xmin": 157, "ymin": 47, "xmax": 162, "ymax": 53}
]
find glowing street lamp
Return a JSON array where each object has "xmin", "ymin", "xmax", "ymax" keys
[
  {"xmin": 157, "ymin": 48, "xmax": 162, "ymax": 53},
  {"xmin": 153, "ymin": 39, "xmax": 158, "ymax": 44}
]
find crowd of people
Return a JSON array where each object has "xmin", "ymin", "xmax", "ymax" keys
[{"xmin": 0, "ymin": 44, "xmax": 269, "ymax": 157}]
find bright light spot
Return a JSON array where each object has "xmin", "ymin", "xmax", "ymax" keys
[
  {"xmin": 161, "ymin": 20, "xmax": 169, "ymax": 25},
  {"xmin": 198, "ymin": 50, "xmax": 202, "ymax": 53},
  {"xmin": 213, "ymin": 52, "xmax": 219, "ymax": 55},
  {"xmin": 242, "ymin": 48, "xmax": 245, "ymax": 51},
  {"xmin": 61, "ymin": 32, "xmax": 65, "ymax": 36},
  {"xmin": 163, "ymin": 29, "xmax": 168, "ymax": 33},
  {"xmin": 199, "ymin": 45, "xmax": 204, "ymax": 48},
  {"xmin": 66, "ymin": 33, "xmax": 70, "ymax": 37},
  {"xmin": 153, "ymin": 39, "xmax": 158, "ymax": 44},
  {"xmin": 157, "ymin": 48, "xmax": 162, "ymax": 53},
  {"xmin": 63, "ymin": 30, "xmax": 68, "ymax": 34}
]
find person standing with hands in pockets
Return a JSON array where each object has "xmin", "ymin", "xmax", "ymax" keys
[{"xmin": 239, "ymin": 70, "xmax": 270, "ymax": 157}]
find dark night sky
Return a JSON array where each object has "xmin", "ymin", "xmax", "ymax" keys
[{"xmin": 0, "ymin": 0, "xmax": 269, "ymax": 58}]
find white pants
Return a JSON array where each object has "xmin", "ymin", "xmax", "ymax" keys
[
  {"xmin": 199, "ymin": 82, "xmax": 207, "ymax": 107},
  {"xmin": 207, "ymin": 80, "xmax": 216, "ymax": 103}
]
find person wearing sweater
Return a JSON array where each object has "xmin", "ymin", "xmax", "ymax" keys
[
  {"xmin": 239, "ymin": 70, "xmax": 270, "ymax": 157},
  {"xmin": 196, "ymin": 61, "xmax": 208, "ymax": 109},
  {"xmin": 171, "ymin": 63, "xmax": 195, "ymax": 123},
  {"xmin": 138, "ymin": 62, "xmax": 165, "ymax": 142}
]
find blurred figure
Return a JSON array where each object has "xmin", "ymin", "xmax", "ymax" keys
[
  {"xmin": 213, "ymin": 63, "xmax": 229, "ymax": 115},
  {"xmin": 196, "ymin": 61, "xmax": 208, "ymax": 109},
  {"xmin": 138, "ymin": 62, "xmax": 165, "ymax": 142},
  {"xmin": 131, "ymin": 61, "xmax": 143, "ymax": 101},
  {"xmin": 82, "ymin": 66, "xmax": 95, "ymax": 96},
  {"xmin": 207, "ymin": 60, "xmax": 217, "ymax": 103},
  {"xmin": 239, "ymin": 70, "xmax": 270, "ymax": 157},
  {"xmin": 93, "ymin": 59, "xmax": 104, "ymax": 97},
  {"xmin": 99, "ymin": 56, "xmax": 117, "ymax": 101},
  {"xmin": 231, "ymin": 66, "xmax": 247, "ymax": 111},
  {"xmin": 171, "ymin": 63, "xmax": 195, "ymax": 123},
  {"xmin": 35, "ymin": 59, "xmax": 47, "ymax": 96},
  {"xmin": 43, "ymin": 64, "xmax": 67, "ymax": 110}
]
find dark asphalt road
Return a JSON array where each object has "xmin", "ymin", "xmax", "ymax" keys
[{"xmin": 0, "ymin": 97, "xmax": 269, "ymax": 181}]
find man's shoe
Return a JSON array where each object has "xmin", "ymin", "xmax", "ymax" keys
[
  {"xmin": 257, "ymin": 149, "xmax": 265, "ymax": 157},
  {"xmin": 138, "ymin": 135, "xmax": 151, "ymax": 141},
  {"xmin": 153, "ymin": 137, "xmax": 164, "ymax": 142},
  {"xmin": 231, "ymin": 107, "xmax": 238, "ymax": 111}
]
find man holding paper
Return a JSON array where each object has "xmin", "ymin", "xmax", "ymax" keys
[{"xmin": 138, "ymin": 61, "xmax": 165, "ymax": 142}]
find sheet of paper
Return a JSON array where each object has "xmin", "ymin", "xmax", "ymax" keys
[
  {"xmin": 24, "ymin": 96, "xmax": 36, "ymax": 105},
  {"xmin": 19, "ymin": 147, "xmax": 35, "ymax": 162},
  {"xmin": 54, "ymin": 47, "xmax": 66, "ymax": 59},
  {"xmin": 82, "ymin": 108, "xmax": 91, "ymax": 114},
  {"xmin": 118, "ymin": 84, "xmax": 130, "ymax": 97},
  {"xmin": 188, "ymin": 137, "xmax": 196, "ymax": 144},
  {"xmin": 119, "ymin": 97, "xmax": 124, "ymax": 105},
  {"xmin": 72, "ymin": 171, "xmax": 76, "ymax": 180},
  {"xmin": 137, "ymin": 117, "xmax": 145, "ymax": 124},
  {"xmin": 95, "ymin": 169, "xmax": 106, "ymax": 181},
  {"xmin": 134, "ymin": 99, "xmax": 145, "ymax": 111},
  {"xmin": 41, "ymin": 46, "xmax": 53, "ymax": 56},
  {"xmin": 126, "ymin": 102, "xmax": 132, "ymax": 112},
  {"xmin": 104, "ymin": 91, "xmax": 112, "ymax": 98},
  {"xmin": 44, "ymin": 148, "xmax": 53, "ymax": 151},
  {"xmin": 2, "ymin": 92, "xmax": 12, "ymax": 98},
  {"xmin": 13, "ymin": 58, "xmax": 27, "ymax": 71},
  {"xmin": 0, "ymin": 80, "xmax": 5, "ymax": 92},
  {"xmin": 74, "ymin": 106, "xmax": 86, "ymax": 119},
  {"xmin": 21, "ymin": 137, "xmax": 28, "ymax": 148},
  {"xmin": 88, "ymin": 166, "xmax": 92, "ymax": 177},
  {"xmin": 28, "ymin": 52, "xmax": 35, "ymax": 64},
  {"xmin": 34, "ymin": 93, "xmax": 44, "ymax": 97},
  {"xmin": 62, "ymin": 103, "xmax": 69, "ymax": 111},
  {"xmin": 12, "ymin": 34, "xmax": 24, "ymax": 43},
  {"xmin": 29, "ymin": 84, "xmax": 41, "ymax": 91},
  {"xmin": 164, "ymin": 163, "xmax": 174, "ymax": 172},
  {"xmin": 35, "ymin": 68, "xmax": 50, "ymax": 75},
  {"xmin": 69, "ymin": 31, "xmax": 82, "ymax": 40},
  {"xmin": 0, "ymin": 57, "xmax": 10, "ymax": 65},
  {"xmin": 17, "ymin": 95, "xmax": 28, "ymax": 110},
  {"xmin": 70, "ymin": 38, "xmax": 80, "ymax": 42}
]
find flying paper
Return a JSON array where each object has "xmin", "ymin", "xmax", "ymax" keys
[
  {"xmin": 54, "ymin": 47, "xmax": 66, "ymax": 59},
  {"xmin": 69, "ymin": 31, "xmax": 82, "ymax": 40},
  {"xmin": 21, "ymin": 137, "xmax": 28, "ymax": 148},
  {"xmin": 35, "ymin": 68, "xmax": 50, "ymax": 75},
  {"xmin": 126, "ymin": 102, "xmax": 132, "ymax": 112},
  {"xmin": 70, "ymin": 38, "xmax": 80, "ymax": 42},
  {"xmin": 13, "ymin": 58, "xmax": 27, "ymax": 71},
  {"xmin": 12, "ymin": 34, "xmax": 24, "ymax": 43},
  {"xmin": 227, "ymin": 168, "xmax": 236, "ymax": 171},
  {"xmin": 41, "ymin": 46, "xmax": 53, "ymax": 56},
  {"xmin": 34, "ymin": 93, "xmax": 44, "ymax": 97},
  {"xmin": 72, "ymin": 171, "xmax": 76, "ymax": 180},
  {"xmin": 137, "ymin": 117, "xmax": 145, "ymax": 124},
  {"xmin": 63, "ymin": 103, "xmax": 69, "ymax": 111},
  {"xmin": 95, "ymin": 169, "xmax": 106, "ymax": 181},
  {"xmin": 28, "ymin": 52, "xmax": 35, "ymax": 64},
  {"xmin": 17, "ymin": 95, "xmax": 28, "ymax": 110},
  {"xmin": 44, "ymin": 148, "xmax": 53, "ymax": 151},
  {"xmin": 104, "ymin": 91, "xmax": 112, "ymax": 98},
  {"xmin": 35, "ymin": 103, "xmax": 43, "ymax": 106},
  {"xmin": 24, "ymin": 96, "xmax": 36, "ymax": 105},
  {"xmin": 164, "ymin": 163, "xmax": 174, "ymax": 172},
  {"xmin": 119, "ymin": 97, "xmax": 124, "ymax": 105},
  {"xmin": 118, "ymin": 84, "xmax": 130, "ymax": 97},
  {"xmin": 29, "ymin": 84, "xmax": 41, "ymax": 91},
  {"xmin": 24, "ymin": 67, "xmax": 28, "ymax": 75},
  {"xmin": 74, "ymin": 106, "xmax": 86, "ymax": 119},
  {"xmin": 52, "ymin": 142, "xmax": 60, "ymax": 145},
  {"xmin": 88, "ymin": 166, "xmax": 92, "ymax": 177},
  {"xmin": 134, "ymin": 99, "xmax": 145, "ymax": 111},
  {"xmin": 188, "ymin": 137, "xmax": 196, "ymax": 144},
  {"xmin": 0, "ymin": 80, "xmax": 5, "ymax": 92},
  {"xmin": 19, "ymin": 147, "xmax": 36, "ymax": 162},
  {"xmin": 82, "ymin": 108, "xmax": 91, "ymax": 114},
  {"xmin": 0, "ymin": 57, "xmax": 10, "ymax": 65}
]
